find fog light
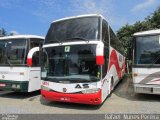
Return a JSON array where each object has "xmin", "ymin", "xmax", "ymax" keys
[
  {"xmin": 95, "ymin": 98, "xmax": 99, "ymax": 102},
  {"xmin": 16, "ymin": 84, "xmax": 21, "ymax": 89},
  {"xmin": 82, "ymin": 88, "xmax": 100, "ymax": 94},
  {"xmin": 12, "ymin": 84, "xmax": 16, "ymax": 89}
]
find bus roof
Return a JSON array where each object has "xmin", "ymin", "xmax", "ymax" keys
[
  {"xmin": 0, "ymin": 35, "xmax": 44, "ymax": 40},
  {"xmin": 133, "ymin": 29, "xmax": 160, "ymax": 36},
  {"xmin": 52, "ymin": 14, "xmax": 103, "ymax": 23}
]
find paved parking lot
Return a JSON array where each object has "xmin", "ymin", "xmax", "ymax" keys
[{"xmin": 0, "ymin": 77, "xmax": 160, "ymax": 114}]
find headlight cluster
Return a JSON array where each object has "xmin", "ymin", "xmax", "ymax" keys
[
  {"xmin": 11, "ymin": 84, "xmax": 21, "ymax": 89},
  {"xmin": 82, "ymin": 88, "xmax": 100, "ymax": 94}
]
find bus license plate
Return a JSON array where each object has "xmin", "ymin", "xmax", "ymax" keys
[
  {"xmin": 0, "ymin": 84, "xmax": 6, "ymax": 87},
  {"xmin": 60, "ymin": 97, "xmax": 70, "ymax": 101}
]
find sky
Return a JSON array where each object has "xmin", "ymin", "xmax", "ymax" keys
[{"xmin": 0, "ymin": 0, "xmax": 160, "ymax": 37}]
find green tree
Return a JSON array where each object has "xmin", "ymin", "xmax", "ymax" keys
[
  {"xmin": 117, "ymin": 24, "xmax": 134, "ymax": 54},
  {"xmin": 0, "ymin": 28, "xmax": 7, "ymax": 37},
  {"xmin": 117, "ymin": 6, "xmax": 160, "ymax": 58},
  {"xmin": 150, "ymin": 7, "xmax": 160, "ymax": 28}
]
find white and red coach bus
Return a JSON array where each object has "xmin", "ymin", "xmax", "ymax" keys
[
  {"xmin": 41, "ymin": 14, "xmax": 125, "ymax": 105},
  {"xmin": 132, "ymin": 29, "xmax": 160, "ymax": 94}
]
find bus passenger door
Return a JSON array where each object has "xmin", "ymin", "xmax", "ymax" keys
[
  {"xmin": 27, "ymin": 47, "xmax": 41, "ymax": 92},
  {"xmin": 101, "ymin": 47, "xmax": 110, "ymax": 101},
  {"xmin": 28, "ymin": 67, "xmax": 41, "ymax": 92}
]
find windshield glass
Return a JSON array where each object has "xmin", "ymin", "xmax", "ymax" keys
[
  {"xmin": 134, "ymin": 35, "xmax": 160, "ymax": 64},
  {"xmin": 45, "ymin": 16, "xmax": 100, "ymax": 44},
  {"xmin": 0, "ymin": 39, "xmax": 27, "ymax": 65},
  {"xmin": 41, "ymin": 44, "xmax": 100, "ymax": 82}
]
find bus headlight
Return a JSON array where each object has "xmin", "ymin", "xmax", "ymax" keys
[
  {"xmin": 82, "ymin": 88, "xmax": 100, "ymax": 94},
  {"xmin": 11, "ymin": 84, "xmax": 21, "ymax": 89},
  {"xmin": 11, "ymin": 84, "xmax": 16, "ymax": 89},
  {"xmin": 16, "ymin": 84, "xmax": 21, "ymax": 89},
  {"xmin": 41, "ymin": 86, "xmax": 51, "ymax": 91}
]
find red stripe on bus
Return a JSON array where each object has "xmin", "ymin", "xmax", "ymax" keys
[
  {"xmin": 27, "ymin": 58, "xmax": 32, "ymax": 66},
  {"xmin": 108, "ymin": 50, "xmax": 124, "ymax": 79},
  {"xmin": 41, "ymin": 89, "xmax": 102, "ymax": 105},
  {"xmin": 96, "ymin": 56, "xmax": 104, "ymax": 65}
]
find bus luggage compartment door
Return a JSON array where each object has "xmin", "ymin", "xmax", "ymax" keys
[{"xmin": 28, "ymin": 69, "xmax": 41, "ymax": 92}]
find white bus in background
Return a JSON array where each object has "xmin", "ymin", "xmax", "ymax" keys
[
  {"xmin": 41, "ymin": 14, "xmax": 126, "ymax": 105},
  {"xmin": 0, "ymin": 35, "xmax": 44, "ymax": 92},
  {"xmin": 132, "ymin": 29, "xmax": 160, "ymax": 94}
]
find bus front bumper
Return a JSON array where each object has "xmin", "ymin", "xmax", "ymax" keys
[
  {"xmin": 134, "ymin": 84, "xmax": 160, "ymax": 95},
  {"xmin": 41, "ymin": 89, "xmax": 102, "ymax": 105},
  {"xmin": 0, "ymin": 80, "xmax": 28, "ymax": 92}
]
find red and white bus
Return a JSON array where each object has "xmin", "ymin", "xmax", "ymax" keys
[{"xmin": 41, "ymin": 14, "xmax": 125, "ymax": 105}]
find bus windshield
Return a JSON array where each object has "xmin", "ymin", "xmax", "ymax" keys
[
  {"xmin": 41, "ymin": 44, "xmax": 100, "ymax": 83},
  {"xmin": 0, "ymin": 39, "xmax": 27, "ymax": 65},
  {"xmin": 134, "ymin": 35, "xmax": 160, "ymax": 64},
  {"xmin": 45, "ymin": 16, "xmax": 100, "ymax": 44}
]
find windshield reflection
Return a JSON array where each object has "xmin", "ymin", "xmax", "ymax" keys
[
  {"xmin": 45, "ymin": 16, "xmax": 100, "ymax": 44},
  {"xmin": 135, "ymin": 35, "xmax": 160, "ymax": 64},
  {"xmin": 0, "ymin": 39, "xmax": 27, "ymax": 65},
  {"xmin": 41, "ymin": 44, "xmax": 100, "ymax": 82}
]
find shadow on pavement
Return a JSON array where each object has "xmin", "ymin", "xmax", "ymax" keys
[
  {"xmin": 113, "ymin": 75, "xmax": 160, "ymax": 102},
  {"xmin": 0, "ymin": 90, "xmax": 40, "ymax": 99},
  {"xmin": 40, "ymin": 96, "xmax": 102, "ymax": 110}
]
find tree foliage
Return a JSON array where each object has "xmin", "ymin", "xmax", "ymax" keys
[
  {"xmin": 0, "ymin": 28, "xmax": 7, "ymax": 37},
  {"xmin": 117, "ymin": 7, "xmax": 160, "ymax": 57}
]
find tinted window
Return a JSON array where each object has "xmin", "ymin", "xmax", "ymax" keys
[
  {"xmin": 110, "ymin": 27, "xmax": 124, "ymax": 55},
  {"xmin": 102, "ymin": 20, "xmax": 109, "ymax": 44},
  {"xmin": 0, "ymin": 39, "xmax": 27, "ymax": 65},
  {"xmin": 32, "ymin": 51, "xmax": 40, "ymax": 66},
  {"xmin": 30, "ymin": 38, "xmax": 43, "ymax": 67},
  {"xmin": 30, "ymin": 38, "xmax": 43, "ymax": 49},
  {"xmin": 102, "ymin": 47, "xmax": 109, "ymax": 78},
  {"xmin": 41, "ymin": 44, "xmax": 100, "ymax": 82},
  {"xmin": 45, "ymin": 16, "xmax": 100, "ymax": 44},
  {"xmin": 134, "ymin": 35, "xmax": 160, "ymax": 64}
]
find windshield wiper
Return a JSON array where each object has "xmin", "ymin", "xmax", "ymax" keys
[
  {"xmin": 66, "ymin": 37, "xmax": 89, "ymax": 43},
  {"xmin": 147, "ymin": 53, "xmax": 160, "ymax": 67},
  {"xmin": 47, "ymin": 39, "xmax": 62, "ymax": 45}
]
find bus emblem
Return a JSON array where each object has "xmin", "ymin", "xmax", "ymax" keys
[{"xmin": 63, "ymin": 88, "xmax": 67, "ymax": 92}]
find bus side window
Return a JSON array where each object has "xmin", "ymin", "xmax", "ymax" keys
[
  {"xmin": 30, "ymin": 39, "xmax": 40, "ymax": 49},
  {"xmin": 103, "ymin": 47, "xmax": 109, "ymax": 78},
  {"xmin": 32, "ymin": 51, "xmax": 40, "ymax": 67},
  {"xmin": 102, "ymin": 20, "xmax": 109, "ymax": 44},
  {"xmin": 102, "ymin": 19, "xmax": 109, "ymax": 78},
  {"xmin": 29, "ymin": 38, "xmax": 43, "ymax": 67}
]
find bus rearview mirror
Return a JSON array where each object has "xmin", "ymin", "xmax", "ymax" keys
[{"xmin": 27, "ymin": 47, "xmax": 39, "ymax": 67}]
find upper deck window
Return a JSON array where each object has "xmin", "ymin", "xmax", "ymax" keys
[{"xmin": 45, "ymin": 16, "xmax": 100, "ymax": 44}]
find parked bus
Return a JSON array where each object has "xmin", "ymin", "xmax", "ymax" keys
[
  {"xmin": 41, "ymin": 14, "xmax": 125, "ymax": 105},
  {"xmin": 0, "ymin": 35, "xmax": 44, "ymax": 92},
  {"xmin": 132, "ymin": 29, "xmax": 160, "ymax": 94}
]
